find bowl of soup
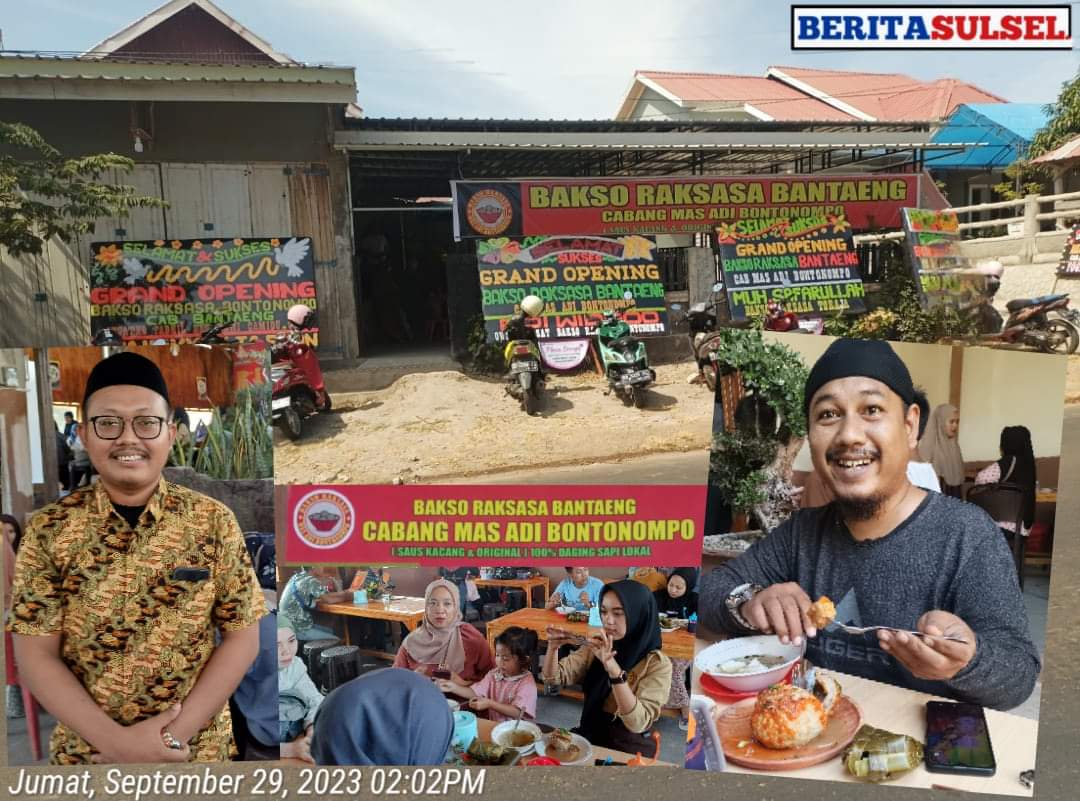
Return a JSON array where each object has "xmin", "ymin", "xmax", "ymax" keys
[
  {"xmin": 491, "ymin": 720, "xmax": 543, "ymax": 754},
  {"xmin": 694, "ymin": 635, "xmax": 803, "ymax": 692}
]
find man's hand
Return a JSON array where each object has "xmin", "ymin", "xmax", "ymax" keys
[
  {"xmin": 878, "ymin": 611, "xmax": 977, "ymax": 681},
  {"xmin": 741, "ymin": 582, "xmax": 816, "ymax": 645},
  {"xmin": 90, "ymin": 704, "xmax": 191, "ymax": 764}
]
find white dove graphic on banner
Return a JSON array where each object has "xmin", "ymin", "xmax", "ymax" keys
[
  {"xmin": 274, "ymin": 237, "xmax": 312, "ymax": 277},
  {"xmin": 122, "ymin": 257, "xmax": 150, "ymax": 285}
]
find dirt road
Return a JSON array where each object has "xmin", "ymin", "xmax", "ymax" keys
[{"xmin": 273, "ymin": 362, "xmax": 715, "ymax": 485}]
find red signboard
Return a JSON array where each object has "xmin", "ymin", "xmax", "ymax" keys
[
  {"xmin": 452, "ymin": 174, "xmax": 926, "ymax": 239},
  {"xmin": 285, "ymin": 484, "xmax": 705, "ymax": 567}
]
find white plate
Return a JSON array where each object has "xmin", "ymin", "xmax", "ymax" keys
[
  {"xmin": 554, "ymin": 606, "xmax": 576, "ymax": 615},
  {"xmin": 446, "ymin": 698, "xmax": 460, "ymax": 712},
  {"xmin": 539, "ymin": 732, "xmax": 593, "ymax": 766},
  {"xmin": 491, "ymin": 720, "xmax": 543, "ymax": 755}
]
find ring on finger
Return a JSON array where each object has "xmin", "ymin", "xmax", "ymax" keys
[{"xmin": 162, "ymin": 731, "xmax": 184, "ymax": 751}]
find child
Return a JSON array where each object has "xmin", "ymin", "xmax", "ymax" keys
[{"xmin": 436, "ymin": 627, "xmax": 538, "ymax": 722}]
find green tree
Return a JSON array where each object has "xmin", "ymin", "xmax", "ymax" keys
[
  {"xmin": 994, "ymin": 69, "xmax": 1080, "ymax": 200},
  {"xmin": 0, "ymin": 121, "xmax": 166, "ymax": 256}
]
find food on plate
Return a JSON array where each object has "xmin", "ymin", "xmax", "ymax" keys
[
  {"xmin": 659, "ymin": 615, "xmax": 677, "ymax": 630},
  {"xmin": 750, "ymin": 684, "xmax": 829, "ymax": 749},
  {"xmin": 714, "ymin": 654, "xmax": 789, "ymax": 675},
  {"xmin": 545, "ymin": 728, "xmax": 581, "ymax": 762},
  {"xmin": 807, "ymin": 596, "xmax": 836, "ymax": 629},
  {"xmin": 842, "ymin": 725, "xmax": 924, "ymax": 782},
  {"xmin": 565, "ymin": 611, "xmax": 589, "ymax": 623},
  {"xmin": 507, "ymin": 729, "xmax": 537, "ymax": 748},
  {"xmin": 464, "ymin": 739, "xmax": 514, "ymax": 766},
  {"xmin": 810, "ymin": 672, "xmax": 842, "ymax": 713}
]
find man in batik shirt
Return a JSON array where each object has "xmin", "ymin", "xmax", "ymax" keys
[{"xmin": 8, "ymin": 351, "xmax": 266, "ymax": 764}]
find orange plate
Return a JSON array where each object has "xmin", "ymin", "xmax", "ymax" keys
[
  {"xmin": 699, "ymin": 664, "xmax": 796, "ymax": 703},
  {"xmin": 716, "ymin": 695, "xmax": 862, "ymax": 771}
]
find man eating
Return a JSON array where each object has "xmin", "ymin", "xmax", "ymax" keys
[
  {"xmin": 701, "ymin": 338, "xmax": 1040, "ymax": 710},
  {"xmin": 8, "ymin": 351, "xmax": 266, "ymax": 763}
]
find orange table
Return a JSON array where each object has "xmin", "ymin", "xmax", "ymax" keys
[
  {"xmin": 474, "ymin": 576, "xmax": 550, "ymax": 608},
  {"xmin": 316, "ymin": 595, "xmax": 426, "ymax": 659},
  {"xmin": 485, "ymin": 607, "xmax": 694, "ymax": 661}
]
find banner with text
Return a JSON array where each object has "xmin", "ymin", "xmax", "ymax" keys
[
  {"xmin": 717, "ymin": 214, "xmax": 866, "ymax": 320},
  {"xmin": 901, "ymin": 209, "xmax": 988, "ymax": 310},
  {"xmin": 452, "ymin": 175, "xmax": 925, "ymax": 239},
  {"xmin": 478, "ymin": 236, "xmax": 668, "ymax": 341},
  {"xmin": 286, "ymin": 484, "xmax": 706, "ymax": 566},
  {"xmin": 1057, "ymin": 224, "xmax": 1080, "ymax": 276},
  {"xmin": 89, "ymin": 237, "xmax": 319, "ymax": 344}
]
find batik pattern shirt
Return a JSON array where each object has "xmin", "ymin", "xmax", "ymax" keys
[{"xmin": 6, "ymin": 479, "xmax": 266, "ymax": 764}]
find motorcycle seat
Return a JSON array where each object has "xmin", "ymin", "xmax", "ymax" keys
[
  {"xmin": 609, "ymin": 335, "xmax": 640, "ymax": 350},
  {"xmin": 1006, "ymin": 294, "xmax": 1067, "ymax": 312}
]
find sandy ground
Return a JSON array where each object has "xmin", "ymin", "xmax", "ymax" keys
[{"xmin": 273, "ymin": 361, "xmax": 715, "ymax": 484}]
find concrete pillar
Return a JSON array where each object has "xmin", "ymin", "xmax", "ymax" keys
[
  {"xmin": 686, "ymin": 247, "xmax": 717, "ymax": 306},
  {"xmin": 1022, "ymin": 194, "xmax": 1040, "ymax": 261}
]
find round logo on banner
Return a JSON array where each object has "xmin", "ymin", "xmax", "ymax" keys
[
  {"xmin": 466, "ymin": 189, "xmax": 513, "ymax": 236},
  {"xmin": 294, "ymin": 489, "xmax": 355, "ymax": 549}
]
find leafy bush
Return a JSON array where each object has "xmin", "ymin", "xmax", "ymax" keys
[
  {"xmin": 466, "ymin": 314, "xmax": 504, "ymax": 374},
  {"xmin": 169, "ymin": 384, "xmax": 273, "ymax": 480}
]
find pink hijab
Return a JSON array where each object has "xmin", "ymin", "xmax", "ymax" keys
[{"xmin": 401, "ymin": 579, "xmax": 467, "ymax": 674}]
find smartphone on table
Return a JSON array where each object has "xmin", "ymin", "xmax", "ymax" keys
[{"xmin": 925, "ymin": 701, "xmax": 996, "ymax": 777}]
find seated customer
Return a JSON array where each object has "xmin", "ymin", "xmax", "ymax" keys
[
  {"xmin": 701, "ymin": 338, "xmax": 1039, "ymax": 711},
  {"xmin": 542, "ymin": 580, "xmax": 671, "ymax": 758},
  {"xmin": 655, "ymin": 568, "xmax": 698, "ymax": 729},
  {"xmin": 974, "ymin": 426, "xmax": 1036, "ymax": 537},
  {"xmin": 278, "ymin": 567, "xmax": 353, "ymax": 641},
  {"xmin": 393, "ymin": 579, "xmax": 493, "ymax": 685},
  {"xmin": 546, "ymin": 567, "xmax": 604, "ymax": 611},
  {"xmin": 437, "ymin": 627, "xmax": 538, "ymax": 722},
  {"xmin": 277, "ymin": 616, "xmax": 324, "ymax": 763},
  {"xmin": 311, "ymin": 668, "xmax": 453, "ymax": 766}
]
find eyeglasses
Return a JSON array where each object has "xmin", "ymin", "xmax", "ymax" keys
[{"xmin": 88, "ymin": 415, "xmax": 167, "ymax": 440}]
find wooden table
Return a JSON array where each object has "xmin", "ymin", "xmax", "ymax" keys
[
  {"xmin": 692, "ymin": 663, "xmax": 1037, "ymax": 796},
  {"xmin": 474, "ymin": 577, "xmax": 549, "ymax": 608},
  {"xmin": 316, "ymin": 596, "xmax": 426, "ymax": 659},
  {"xmin": 476, "ymin": 717, "xmax": 674, "ymax": 766},
  {"xmin": 485, "ymin": 607, "xmax": 695, "ymax": 661}
]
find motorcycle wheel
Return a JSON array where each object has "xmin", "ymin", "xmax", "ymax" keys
[
  {"xmin": 522, "ymin": 388, "xmax": 537, "ymax": 416},
  {"xmin": 1042, "ymin": 320, "xmax": 1079, "ymax": 355},
  {"xmin": 320, "ymin": 394, "xmax": 332, "ymax": 412},
  {"xmin": 279, "ymin": 407, "xmax": 302, "ymax": 440},
  {"xmin": 632, "ymin": 387, "xmax": 647, "ymax": 409},
  {"xmin": 704, "ymin": 363, "xmax": 718, "ymax": 393}
]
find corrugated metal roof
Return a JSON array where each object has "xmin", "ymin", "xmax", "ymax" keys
[
  {"xmin": 929, "ymin": 103, "xmax": 1052, "ymax": 169},
  {"xmin": 0, "ymin": 55, "xmax": 354, "ymax": 85},
  {"xmin": 1032, "ymin": 134, "xmax": 1080, "ymax": 164}
]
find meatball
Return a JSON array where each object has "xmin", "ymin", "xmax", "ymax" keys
[{"xmin": 750, "ymin": 684, "xmax": 827, "ymax": 749}]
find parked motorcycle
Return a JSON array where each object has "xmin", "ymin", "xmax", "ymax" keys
[
  {"xmin": 974, "ymin": 267, "xmax": 1079, "ymax": 354},
  {"xmin": 763, "ymin": 300, "xmax": 801, "ymax": 333},
  {"xmin": 595, "ymin": 292, "xmax": 656, "ymax": 408},
  {"xmin": 502, "ymin": 295, "xmax": 545, "ymax": 416},
  {"xmin": 682, "ymin": 282, "xmax": 725, "ymax": 392},
  {"xmin": 271, "ymin": 304, "xmax": 331, "ymax": 440}
]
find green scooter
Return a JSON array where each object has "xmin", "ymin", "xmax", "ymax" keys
[{"xmin": 594, "ymin": 293, "xmax": 656, "ymax": 408}]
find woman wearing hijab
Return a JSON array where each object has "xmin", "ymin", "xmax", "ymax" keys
[
  {"xmin": 310, "ymin": 668, "xmax": 453, "ymax": 766},
  {"xmin": 393, "ymin": 579, "xmax": 493, "ymax": 684},
  {"xmin": 919, "ymin": 403, "xmax": 966, "ymax": 497},
  {"xmin": 975, "ymin": 425, "xmax": 1037, "ymax": 537},
  {"xmin": 542, "ymin": 580, "xmax": 672, "ymax": 758},
  {"xmin": 654, "ymin": 568, "xmax": 698, "ymax": 729}
]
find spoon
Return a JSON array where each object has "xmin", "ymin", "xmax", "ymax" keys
[{"xmin": 512, "ymin": 706, "xmax": 524, "ymax": 734}]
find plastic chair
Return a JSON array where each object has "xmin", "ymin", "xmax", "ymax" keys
[
  {"xmin": 5, "ymin": 632, "xmax": 43, "ymax": 762},
  {"xmin": 966, "ymin": 482, "xmax": 1026, "ymax": 590}
]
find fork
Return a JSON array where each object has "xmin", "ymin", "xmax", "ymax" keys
[{"xmin": 830, "ymin": 622, "xmax": 968, "ymax": 644}]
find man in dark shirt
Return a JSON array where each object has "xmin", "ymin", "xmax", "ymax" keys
[{"xmin": 701, "ymin": 338, "xmax": 1040, "ymax": 710}]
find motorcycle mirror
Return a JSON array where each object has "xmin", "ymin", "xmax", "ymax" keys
[{"xmin": 712, "ymin": 282, "xmax": 723, "ymax": 292}]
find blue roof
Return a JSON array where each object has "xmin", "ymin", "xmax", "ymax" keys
[{"xmin": 927, "ymin": 103, "xmax": 1051, "ymax": 170}]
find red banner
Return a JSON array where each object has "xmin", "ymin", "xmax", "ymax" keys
[
  {"xmin": 285, "ymin": 484, "xmax": 705, "ymax": 566},
  {"xmin": 452, "ymin": 174, "xmax": 925, "ymax": 239}
]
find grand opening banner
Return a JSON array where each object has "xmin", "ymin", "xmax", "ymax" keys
[
  {"xmin": 478, "ymin": 235, "xmax": 668, "ymax": 340},
  {"xmin": 717, "ymin": 214, "xmax": 866, "ymax": 320},
  {"xmin": 286, "ymin": 484, "xmax": 705, "ymax": 566},
  {"xmin": 452, "ymin": 174, "xmax": 926, "ymax": 239},
  {"xmin": 901, "ymin": 209, "xmax": 987, "ymax": 310},
  {"xmin": 89, "ymin": 237, "xmax": 319, "ymax": 343}
]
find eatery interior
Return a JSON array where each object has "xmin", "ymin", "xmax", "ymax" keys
[{"xmin": 276, "ymin": 565, "xmax": 695, "ymax": 764}]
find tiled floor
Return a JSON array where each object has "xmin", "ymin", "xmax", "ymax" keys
[{"xmin": 5, "ymin": 573, "xmax": 1050, "ymax": 764}]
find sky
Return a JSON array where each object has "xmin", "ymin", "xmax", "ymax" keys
[{"xmin": 4, "ymin": 0, "xmax": 1078, "ymax": 118}]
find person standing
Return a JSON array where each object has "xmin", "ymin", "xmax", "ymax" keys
[{"xmin": 7, "ymin": 351, "xmax": 266, "ymax": 764}]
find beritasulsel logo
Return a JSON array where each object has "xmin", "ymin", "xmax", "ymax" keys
[
  {"xmin": 466, "ymin": 189, "xmax": 513, "ymax": 236},
  {"xmin": 295, "ymin": 489, "xmax": 355, "ymax": 549},
  {"xmin": 792, "ymin": 5, "xmax": 1073, "ymax": 49}
]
